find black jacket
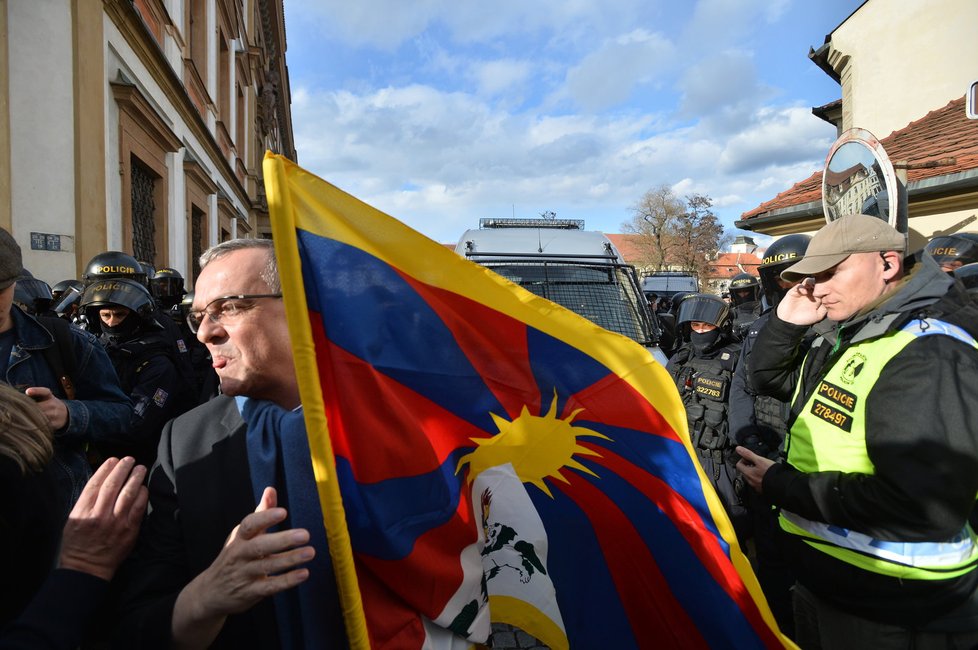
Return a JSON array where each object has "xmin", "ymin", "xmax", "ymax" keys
[
  {"xmin": 749, "ymin": 254, "xmax": 978, "ymax": 626},
  {"xmin": 113, "ymin": 396, "xmax": 282, "ymax": 649}
]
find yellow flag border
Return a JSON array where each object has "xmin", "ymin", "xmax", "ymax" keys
[{"xmin": 264, "ymin": 152, "xmax": 371, "ymax": 649}]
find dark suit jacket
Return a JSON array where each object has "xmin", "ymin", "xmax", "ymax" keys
[{"xmin": 114, "ymin": 395, "xmax": 281, "ymax": 649}]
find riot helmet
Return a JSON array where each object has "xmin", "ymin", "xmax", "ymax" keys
[
  {"xmin": 669, "ymin": 291, "xmax": 693, "ymax": 318},
  {"xmin": 138, "ymin": 261, "xmax": 157, "ymax": 287},
  {"xmin": 953, "ymin": 262, "xmax": 978, "ymax": 293},
  {"xmin": 676, "ymin": 293, "xmax": 731, "ymax": 329},
  {"xmin": 676, "ymin": 293, "xmax": 731, "ymax": 355},
  {"xmin": 150, "ymin": 267, "xmax": 185, "ymax": 303},
  {"xmin": 728, "ymin": 273, "xmax": 760, "ymax": 307},
  {"xmin": 51, "ymin": 278, "xmax": 83, "ymax": 302},
  {"xmin": 758, "ymin": 234, "xmax": 812, "ymax": 308},
  {"xmin": 82, "ymin": 251, "xmax": 145, "ymax": 285},
  {"xmin": 80, "ymin": 278, "xmax": 157, "ymax": 340},
  {"xmin": 179, "ymin": 291, "xmax": 194, "ymax": 316},
  {"xmin": 13, "ymin": 272, "xmax": 53, "ymax": 315},
  {"xmin": 923, "ymin": 234, "xmax": 978, "ymax": 273}
]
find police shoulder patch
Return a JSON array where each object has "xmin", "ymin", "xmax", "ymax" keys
[{"xmin": 153, "ymin": 388, "xmax": 169, "ymax": 407}]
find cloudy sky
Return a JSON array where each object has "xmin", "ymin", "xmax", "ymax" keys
[{"xmin": 282, "ymin": 0, "xmax": 864, "ymax": 246}]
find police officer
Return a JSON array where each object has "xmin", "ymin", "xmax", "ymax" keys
[
  {"xmin": 923, "ymin": 232, "xmax": 978, "ymax": 273},
  {"xmin": 83, "ymin": 251, "xmax": 199, "ymax": 408},
  {"xmin": 666, "ymin": 293, "xmax": 746, "ymax": 539},
  {"xmin": 149, "ymin": 267, "xmax": 185, "ymax": 312},
  {"xmin": 727, "ymin": 233, "xmax": 811, "ymax": 637},
  {"xmin": 727, "ymin": 272, "xmax": 761, "ymax": 340},
  {"xmin": 80, "ymin": 278, "xmax": 196, "ymax": 465},
  {"xmin": 50, "ymin": 279, "xmax": 84, "ymax": 322},
  {"xmin": 737, "ymin": 215, "xmax": 978, "ymax": 648}
]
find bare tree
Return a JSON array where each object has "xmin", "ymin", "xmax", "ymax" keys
[
  {"xmin": 671, "ymin": 194, "xmax": 729, "ymax": 279},
  {"xmin": 622, "ymin": 185, "xmax": 685, "ymax": 271},
  {"xmin": 623, "ymin": 188, "xmax": 729, "ymax": 278}
]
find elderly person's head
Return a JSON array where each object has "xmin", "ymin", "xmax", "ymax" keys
[
  {"xmin": 780, "ymin": 214, "xmax": 906, "ymax": 322},
  {"xmin": 189, "ymin": 239, "xmax": 296, "ymax": 408}
]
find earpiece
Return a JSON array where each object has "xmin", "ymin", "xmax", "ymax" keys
[{"xmin": 880, "ymin": 252, "xmax": 892, "ymax": 272}]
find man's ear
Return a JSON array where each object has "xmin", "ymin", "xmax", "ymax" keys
[{"xmin": 880, "ymin": 251, "xmax": 900, "ymax": 282}]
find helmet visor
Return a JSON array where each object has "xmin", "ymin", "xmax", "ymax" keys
[{"xmin": 677, "ymin": 294, "xmax": 729, "ymax": 327}]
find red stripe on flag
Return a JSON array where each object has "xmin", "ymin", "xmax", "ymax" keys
[
  {"xmin": 556, "ymin": 472, "xmax": 709, "ymax": 649},
  {"xmin": 397, "ymin": 272, "xmax": 544, "ymax": 419},
  {"xmin": 565, "ymin": 370, "xmax": 682, "ymax": 444},
  {"xmin": 583, "ymin": 444, "xmax": 783, "ymax": 648},
  {"xmin": 309, "ymin": 313, "xmax": 484, "ymax": 481}
]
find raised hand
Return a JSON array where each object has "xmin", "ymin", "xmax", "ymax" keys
[
  {"xmin": 59, "ymin": 456, "xmax": 149, "ymax": 581},
  {"xmin": 170, "ymin": 487, "xmax": 315, "ymax": 649},
  {"xmin": 776, "ymin": 277, "xmax": 828, "ymax": 326}
]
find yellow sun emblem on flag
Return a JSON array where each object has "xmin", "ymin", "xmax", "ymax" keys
[{"xmin": 457, "ymin": 392, "xmax": 611, "ymax": 497}]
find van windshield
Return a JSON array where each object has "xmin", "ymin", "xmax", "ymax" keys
[{"xmin": 486, "ymin": 261, "xmax": 656, "ymax": 346}]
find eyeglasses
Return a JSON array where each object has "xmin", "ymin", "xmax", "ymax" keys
[{"xmin": 186, "ymin": 293, "xmax": 282, "ymax": 333}]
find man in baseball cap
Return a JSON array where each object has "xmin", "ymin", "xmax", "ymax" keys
[
  {"xmin": 0, "ymin": 226, "xmax": 23, "ymax": 291},
  {"xmin": 733, "ymin": 213, "xmax": 978, "ymax": 649},
  {"xmin": 776, "ymin": 214, "xmax": 906, "ymax": 322}
]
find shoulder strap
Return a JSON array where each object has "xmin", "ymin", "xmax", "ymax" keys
[{"xmin": 36, "ymin": 316, "xmax": 78, "ymax": 400}]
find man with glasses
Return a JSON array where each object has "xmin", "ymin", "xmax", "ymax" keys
[{"xmin": 117, "ymin": 239, "xmax": 345, "ymax": 648}]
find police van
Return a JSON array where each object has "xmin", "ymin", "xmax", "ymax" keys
[
  {"xmin": 641, "ymin": 272, "xmax": 699, "ymax": 300},
  {"xmin": 456, "ymin": 217, "xmax": 667, "ymax": 365}
]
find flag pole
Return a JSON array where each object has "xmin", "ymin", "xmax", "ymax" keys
[{"xmin": 263, "ymin": 151, "xmax": 371, "ymax": 649}]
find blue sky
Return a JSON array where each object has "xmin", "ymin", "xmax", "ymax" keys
[{"xmin": 282, "ymin": 0, "xmax": 865, "ymax": 245}]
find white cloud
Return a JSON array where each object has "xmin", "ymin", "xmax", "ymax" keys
[
  {"xmin": 564, "ymin": 30, "xmax": 676, "ymax": 111},
  {"xmin": 469, "ymin": 59, "xmax": 532, "ymax": 97},
  {"xmin": 718, "ymin": 105, "xmax": 835, "ymax": 173}
]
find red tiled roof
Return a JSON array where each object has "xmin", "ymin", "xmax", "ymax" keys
[
  {"xmin": 705, "ymin": 252, "xmax": 763, "ymax": 280},
  {"xmin": 742, "ymin": 96, "xmax": 978, "ymax": 220},
  {"xmin": 605, "ymin": 233, "xmax": 647, "ymax": 263}
]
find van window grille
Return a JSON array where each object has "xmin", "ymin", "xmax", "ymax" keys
[{"xmin": 484, "ymin": 261, "xmax": 657, "ymax": 346}]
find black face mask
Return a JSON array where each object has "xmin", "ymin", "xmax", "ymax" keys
[
  {"xmin": 101, "ymin": 311, "xmax": 141, "ymax": 343},
  {"xmin": 690, "ymin": 328, "xmax": 721, "ymax": 356}
]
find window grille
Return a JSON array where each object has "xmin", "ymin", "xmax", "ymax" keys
[
  {"xmin": 131, "ymin": 157, "xmax": 157, "ymax": 263},
  {"xmin": 483, "ymin": 260, "xmax": 658, "ymax": 346}
]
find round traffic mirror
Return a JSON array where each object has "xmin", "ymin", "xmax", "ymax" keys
[{"xmin": 822, "ymin": 128, "xmax": 905, "ymax": 232}]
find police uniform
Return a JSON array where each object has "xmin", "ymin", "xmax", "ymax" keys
[
  {"xmin": 666, "ymin": 294, "xmax": 746, "ymax": 539},
  {"xmin": 81, "ymin": 278, "xmax": 196, "ymax": 466},
  {"xmin": 100, "ymin": 328, "xmax": 196, "ymax": 465},
  {"xmin": 750, "ymin": 253, "xmax": 978, "ymax": 635}
]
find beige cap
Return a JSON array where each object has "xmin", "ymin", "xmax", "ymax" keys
[{"xmin": 780, "ymin": 214, "xmax": 905, "ymax": 282}]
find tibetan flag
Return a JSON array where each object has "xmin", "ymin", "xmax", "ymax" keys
[{"xmin": 263, "ymin": 152, "xmax": 792, "ymax": 649}]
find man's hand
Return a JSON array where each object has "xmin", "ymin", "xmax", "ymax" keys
[
  {"xmin": 776, "ymin": 277, "xmax": 828, "ymax": 326},
  {"xmin": 171, "ymin": 487, "xmax": 314, "ymax": 649},
  {"xmin": 24, "ymin": 386, "xmax": 69, "ymax": 430},
  {"xmin": 59, "ymin": 457, "xmax": 149, "ymax": 581},
  {"xmin": 735, "ymin": 446, "xmax": 775, "ymax": 494}
]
